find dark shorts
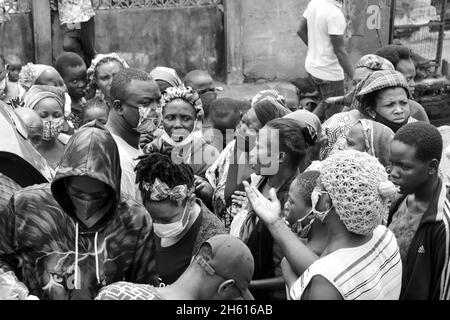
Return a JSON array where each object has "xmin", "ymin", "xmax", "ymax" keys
[
  {"xmin": 61, "ymin": 17, "xmax": 96, "ymax": 66},
  {"xmin": 308, "ymin": 73, "xmax": 345, "ymax": 100}
]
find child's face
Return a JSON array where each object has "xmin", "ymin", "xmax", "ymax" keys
[
  {"xmin": 83, "ymin": 107, "xmax": 108, "ymax": 125},
  {"xmin": 284, "ymin": 179, "xmax": 310, "ymax": 226},
  {"xmin": 64, "ymin": 65, "xmax": 87, "ymax": 99},
  {"xmin": 343, "ymin": 123, "xmax": 366, "ymax": 152}
]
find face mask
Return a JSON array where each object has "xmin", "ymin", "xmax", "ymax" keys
[
  {"xmin": 291, "ymin": 211, "xmax": 316, "ymax": 239},
  {"xmin": 161, "ymin": 120, "xmax": 198, "ymax": 148},
  {"xmin": 374, "ymin": 112, "xmax": 408, "ymax": 133},
  {"xmin": 153, "ymin": 200, "xmax": 192, "ymax": 239},
  {"xmin": 136, "ymin": 107, "xmax": 161, "ymax": 134},
  {"xmin": 42, "ymin": 118, "xmax": 64, "ymax": 141},
  {"xmin": 311, "ymin": 187, "xmax": 333, "ymax": 222},
  {"xmin": 70, "ymin": 194, "xmax": 108, "ymax": 220}
]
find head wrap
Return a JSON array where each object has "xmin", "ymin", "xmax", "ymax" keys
[
  {"xmin": 19, "ymin": 63, "xmax": 58, "ymax": 91},
  {"xmin": 150, "ymin": 66, "xmax": 183, "ymax": 88},
  {"xmin": 141, "ymin": 177, "xmax": 193, "ymax": 206},
  {"xmin": 161, "ymin": 86, "xmax": 204, "ymax": 121},
  {"xmin": 23, "ymin": 85, "xmax": 66, "ymax": 111},
  {"xmin": 320, "ymin": 150, "xmax": 390, "ymax": 236},
  {"xmin": 251, "ymin": 89, "xmax": 287, "ymax": 108},
  {"xmin": 334, "ymin": 119, "xmax": 394, "ymax": 167},
  {"xmin": 253, "ymin": 96, "xmax": 291, "ymax": 127},
  {"xmin": 86, "ymin": 53, "xmax": 129, "ymax": 85},
  {"xmin": 284, "ymin": 109, "xmax": 322, "ymax": 146},
  {"xmin": 355, "ymin": 54, "xmax": 395, "ymax": 71}
]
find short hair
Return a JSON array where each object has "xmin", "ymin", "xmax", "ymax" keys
[
  {"xmin": 134, "ymin": 152, "xmax": 195, "ymax": 203},
  {"xmin": 110, "ymin": 68, "xmax": 153, "ymax": 102},
  {"xmin": 183, "ymin": 70, "xmax": 212, "ymax": 88},
  {"xmin": 295, "ymin": 170, "xmax": 320, "ymax": 207},
  {"xmin": 265, "ymin": 118, "xmax": 307, "ymax": 167},
  {"xmin": 375, "ymin": 45, "xmax": 413, "ymax": 69},
  {"xmin": 84, "ymin": 98, "xmax": 109, "ymax": 114},
  {"xmin": 192, "ymin": 242, "xmax": 214, "ymax": 277},
  {"xmin": 394, "ymin": 122, "xmax": 443, "ymax": 163},
  {"xmin": 55, "ymin": 52, "xmax": 86, "ymax": 78}
]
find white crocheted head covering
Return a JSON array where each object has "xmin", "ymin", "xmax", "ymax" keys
[
  {"xmin": 86, "ymin": 53, "xmax": 129, "ymax": 86},
  {"xmin": 319, "ymin": 150, "xmax": 391, "ymax": 235}
]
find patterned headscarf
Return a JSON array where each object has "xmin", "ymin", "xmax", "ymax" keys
[
  {"xmin": 141, "ymin": 177, "xmax": 193, "ymax": 206},
  {"xmin": 150, "ymin": 66, "xmax": 183, "ymax": 88},
  {"xmin": 86, "ymin": 53, "xmax": 129, "ymax": 85},
  {"xmin": 251, "ymin": 89, "xmax": 287, "ymax": 108},
  {"xmin": 24, "ymin": 85, "xmax": 66, "ymax": 111},
  {"xmin": 356, "ymin": 69, "xmax": 411, "ymax": 111},
  {"xmin": 19, "ymin": 63, "xmax": 58, "ymax": 91},
  {"xmin": 253, "ymin": 96, "xmax": 291, "ymax": 126},
  {"xmin": 161, "ymin": 86, "xmax": 204, "ymax": 121},
  {"xmin": 355, "ymin": 54, "xmax": 395, "ymax": 71}
]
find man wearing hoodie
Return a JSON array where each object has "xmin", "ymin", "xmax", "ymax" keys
[{"xmin": 0, "ymin": 121, "xmax": 158, "ymax": 300}]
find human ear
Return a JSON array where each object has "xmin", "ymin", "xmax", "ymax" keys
[
  {"xmin": 217, "ymin": 280, "xmax": 235, "ymax": 297},
  {"xmin": 113, "ymin": 100, "xmax": 124, "ymax": 114},
  {"xmin": 365, "ymin": 108, "xmax": 376, "ymax": 119},
  {"xmin": 428, "ymin": 159, "xmax": 439, "ymax": 175}
]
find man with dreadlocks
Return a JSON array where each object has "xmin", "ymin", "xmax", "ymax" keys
[{"xmin": 135, "ymin": 151, "xmax": 226, "ymax": 287}]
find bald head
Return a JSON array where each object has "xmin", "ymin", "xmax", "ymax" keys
[
  {"xmin": 183, "ymin": 70, "xmax": 214, "ymax": 91},
  {"xmin": 15, "ymin": 108, "xmax": 43, "ymax": 147}
]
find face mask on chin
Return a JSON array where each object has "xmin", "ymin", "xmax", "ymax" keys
[
  {"xmin": 153, "ymin": 199, "xmax": 193, "ymax": 239},
  {"xmin": 136, "ymin": 107, "xmax": 161, "ymax": 135},
  {"xmin": 291, "ymin": 211, "xmax": 316, "ymax": 239},
  {"xmin": 161, "ymin": 120, "xmax": 198, "ymax": 148},
  {"xmin": 373, "ymin": 112, "xmax": 409, "ymax": 133}
]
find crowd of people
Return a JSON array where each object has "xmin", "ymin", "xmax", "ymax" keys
[{"xmin": 0, "ymin": 0, "xmax": 450, "ymax": 301}]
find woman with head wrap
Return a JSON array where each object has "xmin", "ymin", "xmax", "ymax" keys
[
  {"xmin": 144, "ymin": 86, "xmax": 219, "ymax": 207},
  {"xmin": 150, "ymin": 66, "xmax": 183, "ymax": 94},
  {"xmin": 316, "ymin": 54, "xmax": 394, "ymax": 120},
  {"xmin": 86, "ymin": 53, "xmax": 129, "ymax": 103},
  {"xmin": 243, "ymin": 150, "xmax": 402, "ymax": 300},
  {"xmin": 320, "ymin": 69, "xmax": 417, "ymax": 160},
  {"xmin": 284, "ymin": 109, "xmax": 322, "ymax": 164},
  {"xmin": 332, "ymin": 119, "xmax": 394, "ymax": 168},
  {"xmin": 24, "ymin": 85, "xmax": 69, "ymax": 169},
  {"xmin": 11, "ymin": 63, "xmax": 72, "ymax": 116},
  {"xmin": 205, "ymin": 94, "xmax": 290, "ymax": 229}
]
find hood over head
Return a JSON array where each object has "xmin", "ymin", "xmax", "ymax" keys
[{"xmin": 51, "ymin": 121, "xmax": 122, "ymax": 229}]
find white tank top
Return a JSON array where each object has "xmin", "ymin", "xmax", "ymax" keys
[{"xmin": 290, "ymin": 225, "xmax": 402, "ymax": 300}]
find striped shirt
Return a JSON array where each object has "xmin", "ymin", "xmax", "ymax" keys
[{"xmin": 290, "ymin": 225, "xmax": 402, "ymax": 300}]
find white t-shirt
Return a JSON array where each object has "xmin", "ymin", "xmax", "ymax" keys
[
  {"xmin": 111, "ymin": 133, "xmax": 142, "ymax": 203},
  {"xmin": 303, "ymin": 0, "xmax": 347, "ymax": 81}
]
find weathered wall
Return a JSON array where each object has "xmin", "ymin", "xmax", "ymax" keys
[
  {"xmin": 51, "ymin": 5, "xmax": 225, "ymax": 79},
  {"xmin": 0, "ymin": 13, "xmax": 34, "ymax": 63},
  {"xmin": 240, "ymin": 0, "xmax": 391, "ymax": 81}
]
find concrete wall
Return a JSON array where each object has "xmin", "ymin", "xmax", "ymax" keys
[
  {"xmin": 0, "ymin": 13, "xmax": 34, "ymax": 63},
  {"xmin": 51, "ymin": 5, "xmax": 225, "ymax": 79},
  {"xmin": 240, "ymin": 0, "xmax": 391, "ymax": 81}
]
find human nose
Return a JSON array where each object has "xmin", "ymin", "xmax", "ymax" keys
[
  {"xmin": 393, "ymin": 103, "xmax": 405, "ymax": 114},
  {"xmin": 389, "ymin": 165, "xmax": 400, "ymax": 180}
]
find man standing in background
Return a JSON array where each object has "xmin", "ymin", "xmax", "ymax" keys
[
  {"xmin": 296, "ymin": 0, "xmax": 354, "ymax": 118},
  {"xmin": 54, "ymin": 0, "xmax": 97, "ymax": 67}
]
